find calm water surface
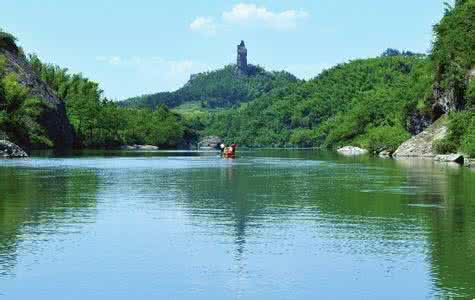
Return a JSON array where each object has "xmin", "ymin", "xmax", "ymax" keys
[{"xmin": 0, "ymin": 150, "xmax": 474, "ymax": 299}]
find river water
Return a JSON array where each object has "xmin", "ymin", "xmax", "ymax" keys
[{"xmin": 0, "ymin": 150, "xmax": 474, "ymax": 299}]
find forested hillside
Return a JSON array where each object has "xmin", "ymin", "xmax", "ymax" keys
[
  {"xmin": 121, "ymin": 65, "xmax": 298, "ymax": 109},
  {"xmin": 190, "ymin": 1, "xmax": 475, "ymax": 154},
  {"xmin": 199, "ymin": 52, "xmax": 431, "ymax": 151},
  {"xmin": 0, "ymin": 30, "xmax": 193, "ymax": 150},
  {"xmin": 28, "ymin": 56, "xmax": 193, "ymax": 148},
  {"xmin": 431, "ymin": 0, "xmax": 475, "ymax": 156}
]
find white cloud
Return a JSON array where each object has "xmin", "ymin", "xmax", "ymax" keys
[
  {"xmin": 189, "ymin": 17, "xmax": 217, "ymax": 36},
  {"xmin": 96, "ymin": 56, "xmax": 122, "ymax": 65},
  {"xmin": 222, "ymin": 3, "xmax": 309, "ymax": 31},
  {"xmin": 189, "ymin": 4, "xmax": 309, "ymax": 36}
]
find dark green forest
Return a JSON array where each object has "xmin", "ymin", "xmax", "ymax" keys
[{"xmin": 1, "ymin": 0, "xmax": 474, "ymax": 153}]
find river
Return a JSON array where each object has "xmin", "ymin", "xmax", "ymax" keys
[{"xmin": 0, "ymin": 150, "xmax": 474, "ymax": 299}]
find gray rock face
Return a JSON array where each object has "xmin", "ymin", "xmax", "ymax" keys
[
  {"xmin": 434, "ymin": 154, "xmax": 464, "ymax": 164},
  {"xmin": 237, "ymin": 41, "xmax": 248, "ymax": 75},
  {"xmin": 432, "ymin": 84, "xmax": 459, "ymax": 119},
  {"xmin": 0, "ymin": 48, "xmax": 74, "ymax": 149},
  {"xmin": 431, "ymin": 67, "xmax": 475, "ymax": 119},
  {"xmin": 393, "ymin": 116, "xmax": 448, "ymax": 158},
  {"xmin": 0, "ymin": 140, "xmax": 28, "ymax": 158},
  {"xmin": 199, "ymin": 136, "xmax": 222, "ymax": 150},
  {"xmin": 407, "ymin": 111, "xmax": 432, "ymax": 135},
  {"xmin": 337, "ymin": 146, "xmax": 368, "ymax": 156}
]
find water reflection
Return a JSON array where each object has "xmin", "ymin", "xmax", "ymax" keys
[
  {"xmin": 171, "ymin": 154, "xmax": 475, "ymax": 298},
  {"xmin": 0, "ymin": 166, "xmax": 98, "ymax": 276},
  {"xmin": 0, "ymin": 151, "xmax": 474, "ymax": 299}
]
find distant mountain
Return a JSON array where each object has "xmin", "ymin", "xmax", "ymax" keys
[{"xmin": 120, "ymin": 64, "xmax": 298, "ymax": 110}]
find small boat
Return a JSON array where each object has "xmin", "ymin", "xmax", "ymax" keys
[{"xmin": 221, "ymin": 144, "xmax": 237, "ymax": 158}]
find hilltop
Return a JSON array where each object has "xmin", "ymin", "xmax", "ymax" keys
[{"xmin": 120, "ymin": 41, "xmax": 298, "ymax": 110}]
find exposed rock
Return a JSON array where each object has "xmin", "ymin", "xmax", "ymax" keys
[
  {"xmin": 120, "ymin": 144, "xmax": 159, "ymax": 150},
  {"xmin": 236, "ymin": 41, "xmax": 248, "ymax": 75},
  {"xmin": 434, "ymin": 154, "xmax": 464, "ymax": 164},
  {"xmin": 0, "ymin": 48, "xmax": 74, "ymax": 149},
  {"xmin": 431, "ymin": 84, "xmax": 459, "ymax": 120},
  {"xmin": 337, "ymin": 146, "xmax": 368, "ymax": 156},
  {"xmin": 379, "ymin": 150, "xmax": 392, "ymax": 158},
  {"xmin": 0, "ymin": 140, "xmax": 28, "ymax": 158},
  {"xmin": 199, "ymin": 136, "xmax": 222, "ymax": 150},
  {"xmin": 464, "ymin": 158, "xmax": 475, "ymax": 168},
  {"xmin": 393, "ymin": 116, "xmax": 448, "ymax": 158},
  {"xmin": 430, "ymin": 67, "xmax": 475, "ymax": 120},
  {"xmin": 407, "ymin": 111, "xmax": 431, "ymax": 135}
]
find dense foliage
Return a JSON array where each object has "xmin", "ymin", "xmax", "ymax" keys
[
  {"xmin": 0, "ymin": 55, "xmax": 50, "ymax": 147},
  {"xmin": 431, "ymin": 0, "xmax": 475, "ymax": 109},
  {"xmin": 198, "ymin": 54, "xmax": 430, "ymax": 151},
  {"xmin": 29, "ymin": 55, "xmax": 190, "ymax": 148},
  {"xmin": 121, "ymin": 65, "xmax": 298, "ymax": 109},
  {"xmin": 432, "ymin": 0, "xmax": 475, "ymax": 155}
]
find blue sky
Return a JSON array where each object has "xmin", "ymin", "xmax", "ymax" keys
[{"xmin": 1, "ymin": 0, "xmax": 450, "ymax": 100}]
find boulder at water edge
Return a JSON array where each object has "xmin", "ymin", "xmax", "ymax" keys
[
  {"xmin": 0, "ymin": 140, "xmax": 28, "ymax": 158},
  {"xmin": 434, "ymin": 154, "xmax": 465, "ymax": 164},
  {"xmin": 120, "ymin": 144, "xmax": 159, "ymax": 150},
  {"xmin": 337, "ymin": 146, "xmax": 368, "ymax": 156}
]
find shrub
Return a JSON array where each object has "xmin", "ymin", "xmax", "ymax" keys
[
  {"xmin": 462, "ymin": 134, "xmax": 475, "ymax": 156},
  {"xmin": 461, "ymin": 118, "xmax": 475, "ymax": 156},
  {"xmin": 359, "ymin": 126, "xmax": 410, "ymax": 153},
  {"xmin": 289, "ymin": 128, "xmax": 316, "ymax": 147},
  {"xmin": 465, "ymin": 80, "xmax": 475, "ymax": 111},
  {"xmin": 434, "ymin": 138, "xmax": 457, "ymax": 154}
]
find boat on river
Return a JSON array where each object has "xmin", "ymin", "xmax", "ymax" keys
[{"xmin": 221, "ymin": 144, "xmax": 237, "ymax": 158}]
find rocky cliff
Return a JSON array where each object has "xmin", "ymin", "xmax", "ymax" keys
[
  {"xmin": 0, "ymin": 140, "xmax": 28, "ymax": 158},
  {"xmin": 393, "ymin": 116, "xmax": 448, "ymax": 158},
  {"xmin": 0, "ymin": 48, "xmax": 74, "ymax": 148}
]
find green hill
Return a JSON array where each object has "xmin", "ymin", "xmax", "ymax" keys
[
  {"xmin": 120, "ymin": 64, "xmax": 298, "ymax": 110},
  {"xmin": 200, "ymin": 52, "xmax": 431, "ymax": 151}
]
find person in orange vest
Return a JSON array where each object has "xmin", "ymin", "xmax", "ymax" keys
[{"xmin": 223, "ymin": 144, "xmax": 237, "ymax": 157}]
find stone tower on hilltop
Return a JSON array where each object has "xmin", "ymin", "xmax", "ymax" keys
[{"xmin": 237, "ymin": 40, "xmax": 248, "ymax": 75}]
